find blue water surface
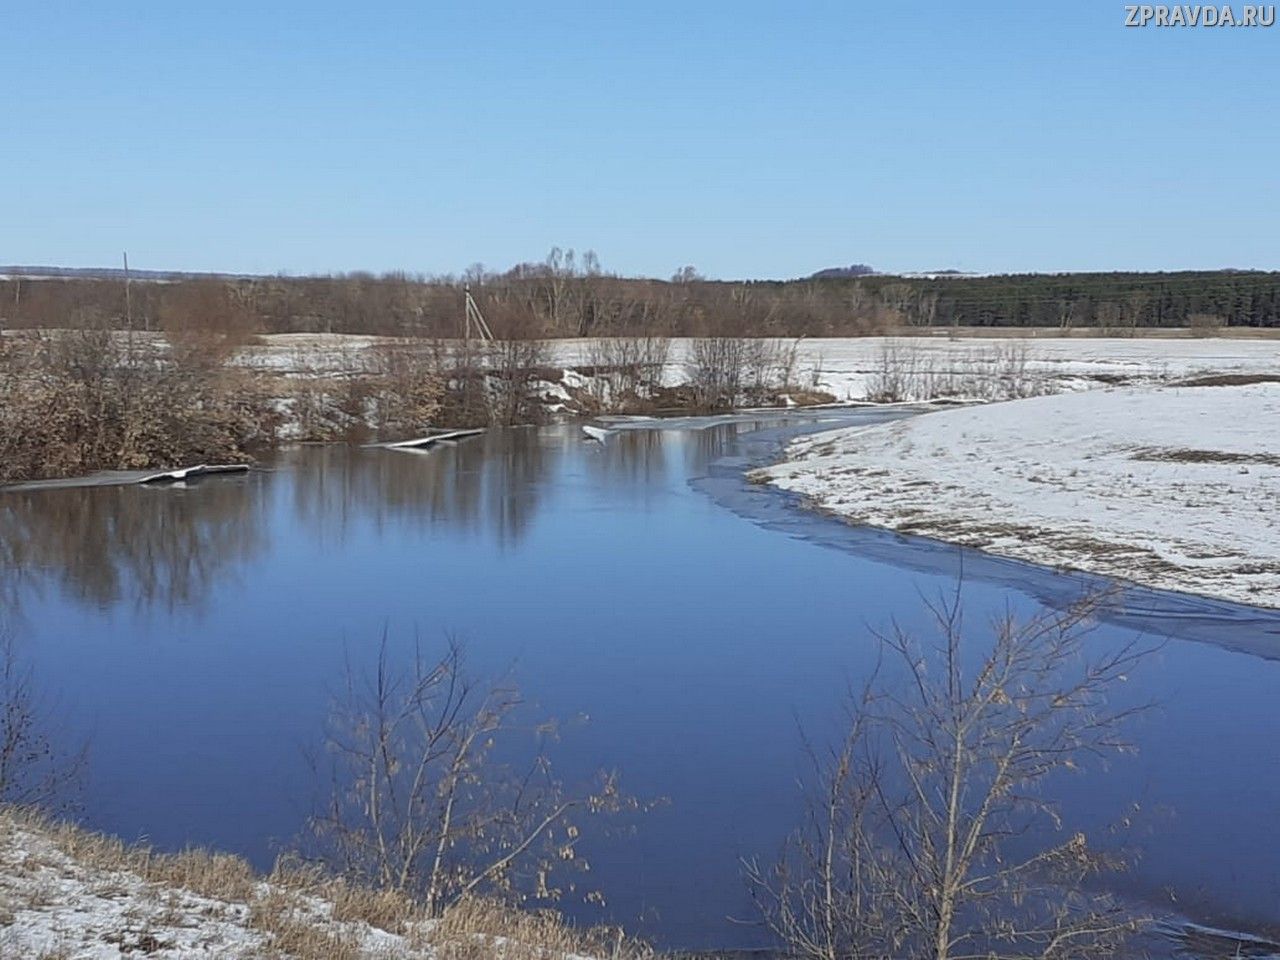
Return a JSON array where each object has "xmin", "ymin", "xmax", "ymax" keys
[{"xmin": 3, "ymin": 413, "xmax": 1279, "ymax": 952}]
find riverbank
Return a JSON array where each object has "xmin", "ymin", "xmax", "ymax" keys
[
  {"xmin": 756, "ymin": 382, "xmax": 1280, "ymax": 609},
  {"xmin": 243, "ymin": 333, "xmax": 1280, "ymax": 403},
  {"xmin": 0, "ymin": 808, "xmax": 645, "ymax": 959},
  {"xmin": 4, "ymin": 331, "xmax": 1280, "ymax": 484}
]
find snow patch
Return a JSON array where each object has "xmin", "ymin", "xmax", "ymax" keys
[{"xmin": 758, "ymin": 384, "xmax": 1280, "ymax": 608}]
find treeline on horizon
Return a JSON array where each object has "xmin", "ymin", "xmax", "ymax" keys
[{"xmin": 3, "ymin": 255, "xmax": 1279, "ymax": 337}]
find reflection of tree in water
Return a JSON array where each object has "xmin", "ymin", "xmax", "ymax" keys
[
  {"xmin": 481, "ymin": 428, "xmax": 550, "ymax": 547},
  {"xmin": 687, "ymin": 420, "xmax": 750, "ymax": 474},
  {"xmin": 0, "ymin": 479, "xmax": 266, "ymax": 614},
  {"xmin": 582, "ymin": 428, "xmax": 672, "ymax": 504},
  {"xmin": 0, "ymin": 622, "xmax": 85, "ymax": 811},
  {"xmin": 0, "ymin": 421, "xmax": 754, "ymax": 618},
  {"xmin": 290, "ymin": 424, "xmax": 739, "ymax": 549},
  {"xmin": 290, "ymin": 428, "xmax": 553, "ymax": 548}
]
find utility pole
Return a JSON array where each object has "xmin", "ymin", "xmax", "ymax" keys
[
  {"xmin": 123, "ymin": 251, "xmax": 133, "ymax": 330},
  {"xmin": 463, "ymin": 284, "xmax": 494, "ymax": 343}
]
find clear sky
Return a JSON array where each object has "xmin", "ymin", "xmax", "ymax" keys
[{"xmin": 4, "ymin": 2, "xmax": 1278, "ymax": 279}]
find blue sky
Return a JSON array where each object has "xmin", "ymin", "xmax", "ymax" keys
[{"xmin": 4, "ymin": 2, "xmax": 1278, "ymax": 278}]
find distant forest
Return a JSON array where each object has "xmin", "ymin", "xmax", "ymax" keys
[{"xmin": 3, "ymin": 258, "xmax": 1278, "ymax": 337}]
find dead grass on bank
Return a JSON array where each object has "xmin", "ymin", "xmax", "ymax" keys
[
  {"xmin": 0, "ymin": 806, "xmax": 654, "ymax": 960},
  {"xmin": 1174, "ymin": 372, "xmax": 1280, "ymax": 387},
  {"xmin": 425, "ymin": 897, "xmax": 655, "ymax": 960},
  {"xmin": 1130, "ymin": 446, "xmax": 1280, "ymax": 466}
]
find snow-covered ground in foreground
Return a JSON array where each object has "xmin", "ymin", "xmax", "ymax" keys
[
  {"xmin": 237, "ymin": 334, "xmax": 1280, "ymax": 402},
  {"xmin": 0, "ymin": 820, "xmax": 411, "ymax": 958},
  {"xmin": 0, "ymin": 814, "xmax": 606, "ymax": 960},
  {"xmin": 758, "ymin": 383, "xmax": 1280, "ymax": 609}
]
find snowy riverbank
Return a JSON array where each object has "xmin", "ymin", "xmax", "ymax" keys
[
  {"xmin": 0, "ymin": 810, "xmax": 629, "ymax": 960},
  {"xmin": 756, "ymin": 382, "xmax": 1280, "ymax": 609}
]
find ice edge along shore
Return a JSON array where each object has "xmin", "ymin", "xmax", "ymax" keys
[{"xmin": 757, "ymin": 382, "xmax": 1280, "ymax": 611}]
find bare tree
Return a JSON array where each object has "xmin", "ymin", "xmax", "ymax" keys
[
  {"xmin": 688, "ymin": 337, "xmax": 746, "ymax": 410},
  {"xmin": 584, "ymin": 336, "xmax": 671, "ymax": 411},
  {"xmin": 309, "ymin": 636, "xmax": 636, "ymax": 915},
  {"xmin": 1095, "ymin": 301, "xmax": 1121, "ymax": 337},
  {"xmin": 1187, "ymin": 312, "xmax": 1225, "ymax": 337},
  {"xmin": 488, "ymin": 337, "xmax": 553, "ymax": 425},
  {"xmin": 365, "ymin": 340, "xmax": 445, "ymax": 436},
  {"xmin": 1122, "ymin": 291, "xmax": 1148, "ymax": 335},
  {"xmin": 746, "ymin": 590, "xmax": 1151, "ymax": 960}
]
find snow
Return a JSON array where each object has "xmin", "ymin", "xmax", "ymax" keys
[
  {"xmin": 758, "ymin": 383, "xmax": 1280, "ymax": 609},
  {"xmin": 1, "ymin": 822, "xmax": 272, "ymax": 959},
  {"xmin": 8, "ymin": 327, "xmax": 1280, "ymax": 405},
  {"xmin": 725, "ymin": 335, "xmax": 1280, "ymax": 402},
  {"xmin": 236, "ymin": 334, "xmax": 1280, "ymax": 403},
  {"xmin": 0, "ymin": 815, "xmax": 605, "ymax": 960}
]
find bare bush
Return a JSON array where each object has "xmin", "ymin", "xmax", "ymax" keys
[
  {"xmin": 583, "ymin": 336, "xmax": 671, "ymax": 411},
  {"xmin": 440, "ymin": 343, "xmax": 489, "ymax": 428},
  {"xmin": 366, "ymin": 342, "xmax": 445, "ymax": 436},
  {"xmin": 865, "ymin": 341, "xmax": 920, "ymax": 403},
  {"xmin": 687, "ymin": 337, "xmax": 809, "ymax": 410},
  {"xmin": 1187, "ymin": 312, "xmax": 1226, "ymax": 337},
  {"xmin": 273, "ymin": 340, "xmax": 445, "ymax": 443},
  {"xmin": 688, "ymin": 337, "xmax": 746, "ymax": 410},
  {"xmin": 159, "ymin": 280, "xmax": 257, "ymax": 363},
  {"xmin": 408, "ymin": 337, "xmax": 557, "ymax": 428},
  {"xmin": 308, "ymin": 636, "xmax": 637, "ymax": 916},
  {"xmin": 746, "ymin": 591, "xmax": 1151, "ymax": 960},
  {"xmin": 866, "ymin": 341, "xmax": 1046, "ymax": 403},
  {"xmin": 742, "ymin": 338, "xmax": 803, "ymax": 404},
  {"xmin": 0, "ymin": 329, "xmax": 274, "ymax": 482},
  {"xmin": 488, "ymin": 338, "xmax": 553, "ymax": 426}
]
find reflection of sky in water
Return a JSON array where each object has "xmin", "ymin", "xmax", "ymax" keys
[{"xmin": 4, "ymin": 416, "xmax": 1280, "ymax": 951}]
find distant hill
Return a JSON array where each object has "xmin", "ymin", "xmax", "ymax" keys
[{"xmin": 809, "ymin": 264, "xmax": 876, "ymax": 279}]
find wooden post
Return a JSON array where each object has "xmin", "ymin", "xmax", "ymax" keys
[{"xmin": 123, "ymin": 251, "xmax": 132, "ymax": 329}]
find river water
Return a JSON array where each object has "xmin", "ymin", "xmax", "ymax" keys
[{"xmin": 3, "ymin": 411, "xmax": 1279, "ymax": 954}]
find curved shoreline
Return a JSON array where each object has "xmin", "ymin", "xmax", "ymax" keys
[
  {"xmin": 751, "ymin": 385, "xmax": 1280, "ymax": 613},
  {"xmin": 692, "ymin": 408, "xmax": 1280, "ymax": 660}
]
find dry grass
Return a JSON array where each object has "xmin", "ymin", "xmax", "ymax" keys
[
  {"xmin": 1130, "ymin": 446, "xmax": 1280, "ymax": 466},
  {"xmin": 1175, "ymin": 372, "xmax": 1280, "ymax": 387},
  {"xmin": 422, "ymin": 897, "xmax": 655, "ymax": 960},
  {"xmin": 249, "ymin": 887, "xmax": 362, "ymax": 960},
  {"xmin": 0, "ymin": 806, "xmax": 653, "ymax": 960},
  {"xmin": 17, "ymin": 810, "xmax": 258, "ymax": 905}
]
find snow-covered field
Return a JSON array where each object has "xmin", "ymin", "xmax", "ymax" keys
[
  {"xmin": 238, "ymin": 334, "xmax": 1280, "ymax": 401},
  {"xmin": 7, "ymin": 328, "xmax": 1280, "ymax": 404},
  {"xmin": 758, "ymin": 383, "xmax": 1280, "ymax": 608}
]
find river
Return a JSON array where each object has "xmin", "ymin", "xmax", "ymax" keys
[{"xmin": 3, "ymin": 411, "xmax": 1279, "ymax": 954}]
